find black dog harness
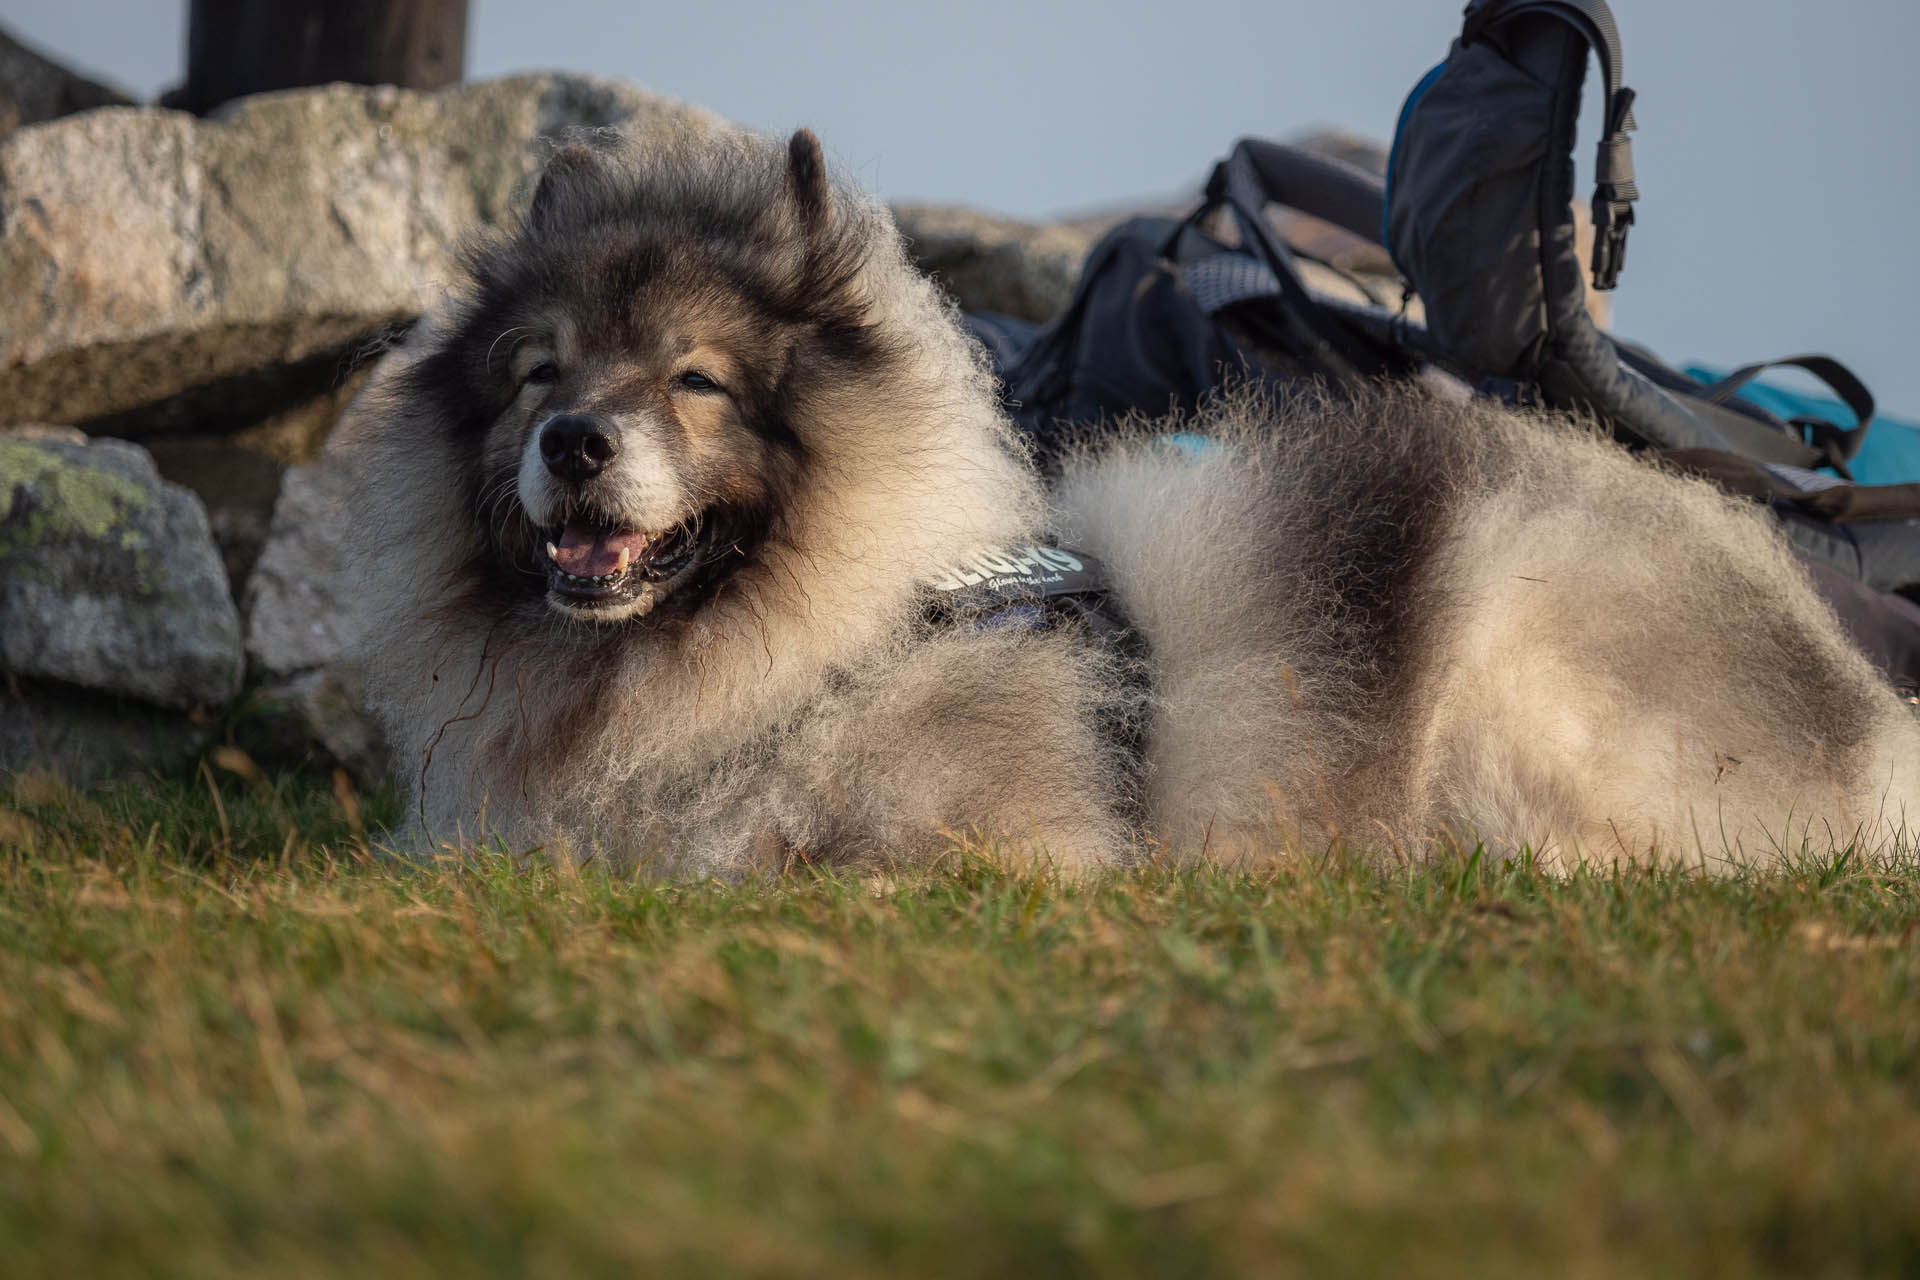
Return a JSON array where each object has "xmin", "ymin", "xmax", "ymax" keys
[
  {"xmin": 924, "ymin": 544, "xmax": 1153, "ymax": 813},
  {"xmin": 926, "ymin": 544, "xmax": 1132, "ymax": 642}
]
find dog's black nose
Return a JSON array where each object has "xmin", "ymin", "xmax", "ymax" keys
[{"xmin": 539, "ymin": 415, "xmax": 619, "ymax": 482}]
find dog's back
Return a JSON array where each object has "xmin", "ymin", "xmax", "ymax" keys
[{"xmin": 1054, "ymin": 383, "xmax": 1920, "ymax": 867}]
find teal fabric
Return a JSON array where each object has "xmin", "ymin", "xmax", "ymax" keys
[{"xmin": 1685, "ymin": 365, "xmax": 1920, "ymax": 486}]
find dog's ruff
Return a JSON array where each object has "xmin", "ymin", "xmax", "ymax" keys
[{"xmin": 340, "ymin": 124, "xmax": 1920, "ymax": 874}]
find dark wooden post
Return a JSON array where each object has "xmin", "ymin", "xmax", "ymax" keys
[{"xmin": 176, "ymin": 0, "xmax": 468, "ymax": 114}]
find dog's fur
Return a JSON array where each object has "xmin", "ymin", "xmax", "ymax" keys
[{"xmin": 341, "ymin": 125, "xmax": 1920, "ymax": 874}]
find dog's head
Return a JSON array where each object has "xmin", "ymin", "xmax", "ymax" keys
[{"xmin": 401, "ymin": 129, "xmax": 891, "ymax": 623}]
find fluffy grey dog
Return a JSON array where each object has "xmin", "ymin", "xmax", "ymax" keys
[{"xmin": 341, "ymin": 124, "xmax": 1920, "ymax": 873}]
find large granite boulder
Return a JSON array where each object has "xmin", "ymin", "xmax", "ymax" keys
[
  {"xmin": 0, "ymin": 26, "xmax": 133, "ymax": 138},
  {"xmin": 239, "ymin": 663, "xmax": 387, "ymax": 785},
  {"xmin": 0, "ymin": 73, "xmax": 720, "ymax": 437},
  {"xmin": 892, "ymin": 205, "xmax": 1097, "ymax": 324},
  {"xmin": 0, "ymin": 428, "xmax": 242, "ymax": 709}
]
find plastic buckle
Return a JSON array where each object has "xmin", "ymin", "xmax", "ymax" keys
[
  {"xmin": 1590, "ymin": 192, "xmax": 1633, "ymax": 292},
  {"xmin": 1796, "ymin": 418, "xmax": 1858, "ymax": 482}
]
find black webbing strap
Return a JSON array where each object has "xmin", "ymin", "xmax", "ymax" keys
[
  {"xmin": 1463, "ymin": 0, "xmax": 1627, "ymax": 102},
  {"xmin": 1461, "ymin": 0, "xmax": 1639, "ymax": 289},
  {"xmin": 927, "ymin": 544, "xmax": 1112, "ymax": 613},
  {"xmin": 1662, "ymin": 448, "xmax": 1920, "ymax": 524},
  {"xmin": 1233, "ymin": 139, "xmax": 1386, "ymax": 247},
  {"xmin": 925, "ymin": 545, "xmax": 1152, "ymax": 811},
  {"xmin": 1199, "ymin": 140, "xmax": 1390, "ymax": 378},
  {"xmin": 1697, "ymin": 354, "xmax": 1877, "ymax": 468}
]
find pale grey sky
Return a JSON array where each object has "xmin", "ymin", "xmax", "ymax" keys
[{"xmin": 5, "ymin": 0, "xmax": 1918, "ymax": 411}]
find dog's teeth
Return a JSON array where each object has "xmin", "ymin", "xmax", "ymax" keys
[
  {"xmin": 616, "ymin": 546, "xmax": 631, "ymax": 574},
  {"xmin": 545, "ymin": 541, "xmax": 559, "ymax": 562}
]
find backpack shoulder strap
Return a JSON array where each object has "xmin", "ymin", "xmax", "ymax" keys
[
  {"xmin": 1460, "ymin": 0, "xmax": 1639, "ymax": 290},
  {"xmin": 1661, "ymin": 449, "xmax": 1920, "ymax": 524},
  {"xmin": 1204, "ymin": 140, "xmax": 1408, "ymax": 379},
  {"xmin": 1697, "ymin": 354, "xmax": 1876, "ymax": 468},
  {"xmin": 1228, "ymin": 139, "xmax": 1386, "ymax": 246}
]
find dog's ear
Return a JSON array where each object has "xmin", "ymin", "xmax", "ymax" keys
[
  {"xmin": 529, "ymin": 144, "xmax": 602, "ymax": 234},
  {"xmin": 787, "ymin": 128, "xmax": 830, "ymax": 227}
]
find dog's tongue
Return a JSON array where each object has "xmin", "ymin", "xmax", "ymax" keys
[{"xmin": 553, "ymin": 520, "xmax": 646, "ymax": 577}]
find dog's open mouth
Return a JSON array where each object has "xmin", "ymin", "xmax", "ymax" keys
[{"xmin": 542, "ymin": 514, "xmax": 700, "ymax": 617}]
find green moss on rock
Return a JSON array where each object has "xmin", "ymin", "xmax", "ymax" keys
[{"xmin": 0, "ymin": 438, "xmax": 150, "ymax": 554}]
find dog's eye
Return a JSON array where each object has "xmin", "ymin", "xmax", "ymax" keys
[
  {"xmin": 678, "ymin": 370, "xmax": 720, "ymax": 392},
  {"xmin": 525, "ymin": 362, "xmax": 560, "ymax": 385}
]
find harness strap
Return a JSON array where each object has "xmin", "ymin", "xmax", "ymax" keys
[
  {"xmin": 927, "ymin": 544, "xmax": 1111, "ymax": 610},
  {"xmin": 926, "ymin": 544, "xmax": 1153, "ymax": 819}
]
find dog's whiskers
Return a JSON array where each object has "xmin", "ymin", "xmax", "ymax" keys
[{"xmin": 485, "ymin": 326, "xmax": 532, "ymax": 374}]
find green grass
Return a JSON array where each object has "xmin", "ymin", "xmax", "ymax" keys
[{"xmin": 2, "ymin": 767, "xmax": 1918, "ymax": 1277}]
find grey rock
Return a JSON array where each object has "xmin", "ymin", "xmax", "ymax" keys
[
  {"xmin": 244, "ymin": 450, "xmax": 367, "ymax": 682},
  {"xmin": 243, "ymin": 445, "xmax": 392, "ymax": 783},
  {"xmin": 145, "ymin": 436, "xmax": 295, "ymax": 599},
  {"xmin": 0, "ymin": 25, "xmax": 134, "ymax": 138},
  {"xmin": 0, "ymin": 73, "xmax": 720, "ymax": 434},
  {"xmin": 0, "ymin": 431, "xmax": 243, "ymax": 708},
  {"xmin": 146, "ymin": 366, "xmax": 372, "ymax": 594},
  {"xmin": 1290, "ymin": 126, "xmax": 1388, "ymax": 177},
  {"xmin": 2, "ymin": 423, "xmax": 86, "ymax": 446},
  {"xmin": 0, "ymin": 675, "xmax": 212, "ymax": 787},
  {"xmin": 892, "ymin": 205, "xmax": 1096, "ymax": 323},
  {"xmin": 243, "ymin": 664, "xmax": 388, "ymax": 784}
]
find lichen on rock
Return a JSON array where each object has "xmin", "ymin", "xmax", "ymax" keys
[
  {"xmin": 0, "ymin": 437, "xmax": 152, "ymax": 561},
  {"xmin": 0, "ymin": 431, "xmax": 242, "ymax": 710}
]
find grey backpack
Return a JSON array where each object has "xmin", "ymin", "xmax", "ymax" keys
[{"xmin": 1384, "ymin": 0, "xmax": 1879, "ymax": 474}]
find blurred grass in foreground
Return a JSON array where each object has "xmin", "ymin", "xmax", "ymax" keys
[{"xmin": 1, "ymin": 766, "xmax": 1918, "ymax": 1278}]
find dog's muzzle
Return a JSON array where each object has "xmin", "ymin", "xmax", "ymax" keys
[{"xmin": 519, "ymin": 413, "xmax": 703, "ymax": 621}]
